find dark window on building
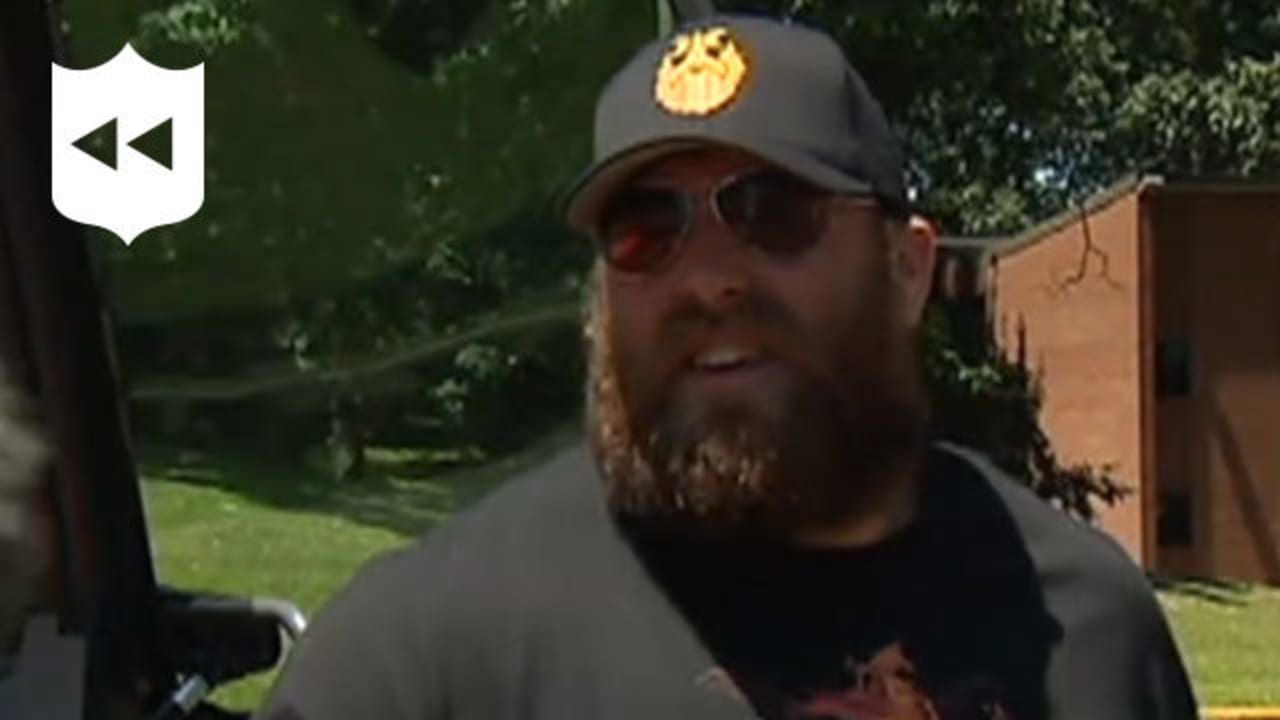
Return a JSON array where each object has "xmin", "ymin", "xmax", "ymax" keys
[
  {"xmin": 1157, "ymin": 490, "xmax": 1194, "ymax": 548},
  {"xmin": 1156, "ymin": 339, "xmax": 1192, "ymax": 397}
]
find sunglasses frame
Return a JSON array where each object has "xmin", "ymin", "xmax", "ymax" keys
[{"xmin": 593, "ymin": 168, "xmax": 887, "ymax": 277}]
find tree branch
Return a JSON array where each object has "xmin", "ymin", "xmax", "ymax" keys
[{"xmin": 1045, "ymin": 200, "xmax": 1123, "ymax": 298}]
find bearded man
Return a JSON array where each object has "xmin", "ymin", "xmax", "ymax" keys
[{"xmin": 259, "ymin": 12, "xmax": 1197, "ymax": 720}]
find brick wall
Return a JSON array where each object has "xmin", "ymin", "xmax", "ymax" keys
[
  {"xmin": 1151, "ymin": 190, "xmax": 1280, "ymax": 583},
  {"xmin": 990, "ymin": 191, "xmax": 1147, "ymax": 563}
]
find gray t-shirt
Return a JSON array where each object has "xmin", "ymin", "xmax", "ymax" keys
[{"xmin": 256, "ymin": 441, "xmax": 1198, "ymax": 719}]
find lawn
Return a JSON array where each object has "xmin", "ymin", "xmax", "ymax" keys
[
  {"xmin": 139, "ymin": 427, "xmax": 579, "ymax": 711},
  {"xmin": 1157, "ymin": 580, "xmax": 1280, "ymax": 707},
  {"xmin": 139, "ymin": 434, "xmax": 1280, "ymax": 712}
]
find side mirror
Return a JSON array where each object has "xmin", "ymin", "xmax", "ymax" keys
[{"xmin": 149, "ymin": 588, "xmax": 307, "ymax": 720}]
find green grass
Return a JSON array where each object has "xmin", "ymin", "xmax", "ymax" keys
[
  {"xmin": 144, "ymin": 478, "xmax": 404, "ymax": 710},
  {"xmin": 139, "ymin": 427, "xmax": 579, "ymax": 711},
  {"xmin": 1156, "ymin": 581, "xmax": 1280, "ymax": 707},
  {"xmin": 140, "ymin": 435, "xmax": 1280, "ymax": 712}
]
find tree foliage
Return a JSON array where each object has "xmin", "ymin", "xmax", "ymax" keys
[
  {"xmin": 60, "ymin": 1, "xmax": 1279, "ymax": 506},
  {"xmin": 924, "ymin": 306, "xmax": 1129, "ymax": 522},
  {"xmin": 727, "ymin": 0, "xmax": 1280, "ymax": 234}
]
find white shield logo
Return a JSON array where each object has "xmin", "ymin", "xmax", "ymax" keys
[{"xmin": 51, "ymin": 44, "xmax": 204, "ymax": 245}]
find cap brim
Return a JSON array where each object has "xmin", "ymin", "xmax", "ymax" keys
[{"xmin": 560, "ymin": 136, "xmax": 875, "ymax": 233}]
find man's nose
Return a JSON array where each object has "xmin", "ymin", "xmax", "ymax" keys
[{"xmin": 671, "ymin": 209, "xmax": 754, "ymax": 311}]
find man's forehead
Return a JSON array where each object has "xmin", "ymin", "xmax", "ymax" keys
[{"xmin": 627, "ymin": 146, "xmax": 769, "ymax": 187}]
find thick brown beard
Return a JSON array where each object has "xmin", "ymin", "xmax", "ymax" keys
[{"xmin": 583, "ymin": 263, "xmax": 931, "ymax": 542}]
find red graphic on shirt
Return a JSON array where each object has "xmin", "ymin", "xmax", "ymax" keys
[
  {"xmin": 697, "ymin": 642, "xmax": 1014, "ymax": 720},
  {"xmin": 793, "ymin": 643, "xmax": 941, "ymax": 720}
]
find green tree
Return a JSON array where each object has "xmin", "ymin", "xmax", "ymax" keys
[
  {"xmin": 726, "ymin": 0, "xmax": 1280, "ymax": 233},
  {"xmin": 63, "ymin": 0, "xmax": 1279, "ymax": 508}
]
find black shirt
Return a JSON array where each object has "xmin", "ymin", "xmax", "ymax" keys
[{"xmin": 256, "ymin": 442, "xmax": 1198, "ymax": 720}]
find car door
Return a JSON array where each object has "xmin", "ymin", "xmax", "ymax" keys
[
  {"xmin": 1, "ymin": 4, "xmax": 297, "ymax": 719},
  {"xmin": 1, "ymin": 2, "xmax": 165, "ymax": 717}
]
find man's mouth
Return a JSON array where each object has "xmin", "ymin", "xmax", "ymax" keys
[
  {"xmin": 679, "ymin": 344, "xmax": 788, "ymax": 395},
  {"xmin": 690, "ymin": 345, "xmax": 762, "ymax": 373}
]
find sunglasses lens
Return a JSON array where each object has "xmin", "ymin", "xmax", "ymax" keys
[
  {"xmin": 717, "ymin": 171, "xmax": 821, "ymax": 255},
  {"xmin": 597, "ymin": 188, "xmax": 686, "ymax": 273}
]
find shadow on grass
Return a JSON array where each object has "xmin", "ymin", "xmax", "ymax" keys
[
  {"xmin": 138, "ymin": 422, "xmax": 583, "ymax": 538},
  {"xmin": 1150, "ymin": 574, "xmax": 1253, "ymax": 606}
]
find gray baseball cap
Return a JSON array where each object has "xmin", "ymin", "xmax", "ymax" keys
[{"xmin": 560, "ymin": 13, "xmax": 910, "ymax": 232}]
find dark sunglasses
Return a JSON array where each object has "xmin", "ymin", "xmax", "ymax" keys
[{"xmin": 593, "ymin": 169, "xmax": 838, "ymax": 275}]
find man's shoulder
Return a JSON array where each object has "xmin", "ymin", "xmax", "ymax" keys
[
  {"xmin": 258, "ymin": 441, "xmax": 612, "ymax": 718},
  {"xmin": 437, "ymin": 436, "xmax": 607, "ymax": 547},
  {"xmin": 309, "ymin": 438, "xmax": 614, "ymax": 643},
  {"xmin": 366, "ymin": 436, "xmax": 614, "ymax": 592},
  {"xmin": 936, "ymin": 444, "xmax": 1164, "ymax": 627}
]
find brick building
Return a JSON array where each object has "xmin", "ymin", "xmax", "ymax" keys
[{"xmin": 938, "ymin": 176, "xmax": 1280, "ymax": 584}]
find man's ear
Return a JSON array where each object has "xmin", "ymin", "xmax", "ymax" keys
[{"xmin": 890, "ymin": 215, "xmax": 938, "ymax": 328}]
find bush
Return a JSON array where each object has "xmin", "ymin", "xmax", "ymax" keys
[{"xmin": 925, "ymin": 304, "xmax": 1129, "ymax": 522}]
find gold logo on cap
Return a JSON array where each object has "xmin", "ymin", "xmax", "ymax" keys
[{"xmin": 654, "ymin": 27, "xmax": 748, "ymax": 117}]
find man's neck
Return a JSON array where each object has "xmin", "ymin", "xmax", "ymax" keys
[{"xmin": 789, "ymin": 454, "xmax": 926, "ymax": 550}]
